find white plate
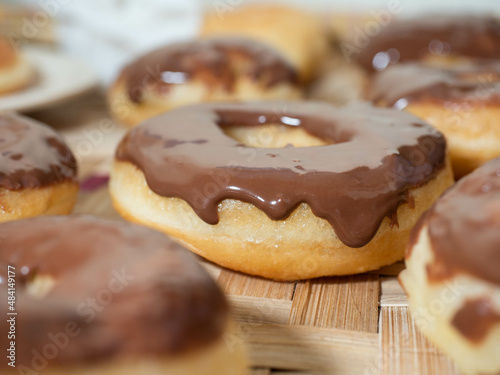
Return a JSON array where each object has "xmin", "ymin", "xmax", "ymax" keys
[{"xmin": 0, "ymin": 47, "xmax": 99, "ymax": 112}]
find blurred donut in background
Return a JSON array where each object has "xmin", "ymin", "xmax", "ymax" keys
[
  {"xmin": 108, "ymin": 37, "xmax": 301, "ymax": 127},
  {"xmin": 0, "ymin": 112, "xmax": 78, "ymax": 223},
  {"xmin": 0, "ymin": 215, "xmax": 247, "ymax": 375},
  {"xmin": 313, "ymin": 15, "xmax": 500, "ymax": 105},
  {"xmin": 201, "ymin": 4, "xmax": 329, "ymax": 84},
  {"xmin": 369, "ymin": 61, "xmax": 500, "ymax": 177},
  {"xmin": 355, "ymin": 15, "xmax": 500, "ymax": 72}
]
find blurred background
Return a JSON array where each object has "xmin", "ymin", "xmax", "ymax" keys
[
  {"xmin": 1, "ymin": 0, "xmax": 499, "ymax": 158},
  {"xmin": 1, "ymin": 0, "xmax": 499, "ymax": 84}
]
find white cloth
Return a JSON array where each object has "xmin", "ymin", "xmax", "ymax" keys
[{"xmin": 56, "ymin": 0, "xmax": 201, "ymax": 85}]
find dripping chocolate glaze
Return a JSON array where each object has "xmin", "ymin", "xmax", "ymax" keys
[
  {"xmin": 368, "ymin": 61, "xmax": 500, "ymax": 107},
  {"xmin": 0, "ymin": 112, "xmax": 77, "ymax": 190},
  {"xmin": 116, "ymin": 101, "xmax": 446, "ymax": 248},
  {"xmin": 356, "ymin": 15, "xmax": 500, "ymax": 71},
  {"xmin": 417, "ymin": 157, "xmax": 500, "ymax": 285},
  {"xmin": 0, "ymin": 216, "xmax": 228, "ymax": 367},
  {"xmin": 121, "ymin": 37, "xmax": 298, "ymax": 103},
  {"xmin": 451, "ymin": 297, "xmax": 500, "ymax": 343}
]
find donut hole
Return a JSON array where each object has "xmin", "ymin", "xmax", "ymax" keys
[{"xmin": 222, "ymin": 123, "xmax": 331, "ymax": 148}]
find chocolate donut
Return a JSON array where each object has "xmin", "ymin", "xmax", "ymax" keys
[
  {"xmin": 0, "ymin": 215, "xmax": 247, "ymax": 374},
  {"xmin": 108, "ymin": 37, "xmax": 301, "ymax": 127},
  {"xmin": 400, "ymin": 157, "xmax": 500, "ymax": 375},
  {"xmin": 368, "ymin": 61, "xmax": 500, "ymax": 177},
  {"xmin": 356, "ymin": 15, "xmax": 500, "ymax": 71},
  {"xmin": 0, "ymin": 112, "xmax": 78, "ymax": 222},
  {"xmin": 110, "ymin": 101, "xmax": 454, "ymax": 280}
]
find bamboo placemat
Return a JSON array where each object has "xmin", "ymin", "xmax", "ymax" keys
[{"xmin": 29, "ymin": 91, "xmax": 460, "ymax": 375}]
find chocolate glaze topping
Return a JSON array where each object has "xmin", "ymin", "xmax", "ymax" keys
[
  {"xmin": 0, "ymin": 216, "xmax": 228, "ymax": 367},
  {"xmin": 414, "ymin": 157, "xmax": 500, "ymax": 285},
  {"xmin": 0, "ymin": 112, "xmax": 77, "ymax": 190},
  {"xmin": 121, "ymin": 37, "xmax": 298, "ymax": 103},
  {"xmin": 356, "ymin": 16, "xmax": 500, "ymax": 71},
  {"xmin": 368, "ymin": 61, "xmax": 500, "ymax": 107},
  {"xmin": 116, "ymin": 101, "xmax": 446, "ymax": 248},
  {"xmin": 452, "ymin": 297, "xmax": 500, "ymax": 343}
]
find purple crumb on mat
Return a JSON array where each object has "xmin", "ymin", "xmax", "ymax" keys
[{"xmin": 80, "ymin": 175, "xmax": 109, "ymax": 191}]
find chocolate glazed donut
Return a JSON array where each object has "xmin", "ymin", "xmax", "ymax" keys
[
  {"xmin": 0, "ymin": 215, "xmax": 247, "ymax": 375},
  {"xmin": 108, "ymin": 37, "xmax": 301, "ymax": 127},
  {"xmin": 356, "ymin": 15, "xmax": 500, "ymax": 71},
  {"xmin": 368, "ymin": 61, "xmax": 500, "ymax": 177},
  {"xmin": 110, "ymin": 101, "xmax": 454, "ymax": 280},
  {"xmin": 0, "ymin": 112, "xmax": 78, "ymax": 222},
  {"xmin": 400, "ymin": 157, "xmax": 500, "ymax": 375}
]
